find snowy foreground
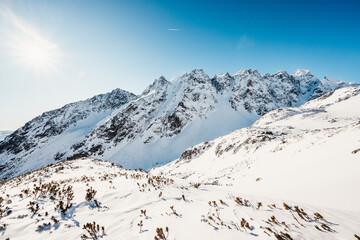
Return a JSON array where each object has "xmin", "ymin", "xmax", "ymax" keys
[
  {"xmin": 0, "ymin": 158, "xmax": 359, "ymax": 240},
  {"xmin": 0, "ymin": 86, "xmax": 359, "ymax": 239}
]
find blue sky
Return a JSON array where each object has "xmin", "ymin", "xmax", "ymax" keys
[{"xmin": 1, "ymin": 0, "xmax": 360, "ymax": 130}]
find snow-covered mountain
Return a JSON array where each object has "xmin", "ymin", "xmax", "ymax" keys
[
  {"xmin": 0, "ymin": 88, "xmax": 137, "ymax": 180},
  {"xmin": 152, "ymin": 86, "xmax": 360, "ymax": 211},
  {"xmin": 0, "ymin": 69, "xmax": 356, "ymax": 181},
  {"xmin": 0, "ymin": 86, "xmax": 359, "ymax": 239}
]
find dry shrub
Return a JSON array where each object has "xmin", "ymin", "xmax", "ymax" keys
[
  {"xmin": 154, "ymin": 227, "xmax": 169, "ymax": 240},
  {"xmin": 81, "ymin": 222, "xmax": 105, "ymax": 240}
]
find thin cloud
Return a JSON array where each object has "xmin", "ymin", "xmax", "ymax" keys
[
  {"xmin": 0, "ymin": 6, "xmax": 53, "ymax": 47},
  {"xmin": 168, "ymin": 28, "xmax": 181, "ymax": 31}
]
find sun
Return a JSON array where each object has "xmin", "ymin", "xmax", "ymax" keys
[
  {"xmin": 12, "ymin": 35, "xmax": 62, "ymax": 72},
  {"xmin": 25, "ymin": 45, "xmax": 47, "ymax": 63},
  {"xmin": 1, "ymin": 6, "xmax": 62, "ymax": 72},
  {"xmin": 17, "ymin": 39, "xmax": 61, "ymax": 72}
]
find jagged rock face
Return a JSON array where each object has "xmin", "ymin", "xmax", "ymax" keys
[
  {"xmin": 0, "ymin": 68, "xmax": 356, "ymax": 181},
  {"xmin": 230, "ymin": 69, "xmax": 275, "ymax": 115},
  {"xmin": 229, "ymin": 69, "xmax": 313, "ymax": 115},
  {"xmin": 68, "ymin": 69, "xmax": 355, "ymax": 166},
  {"xmin": 291, "ymin": 69, "xmax": 319, "ymax": 94},
  {"xmin": 310, "ymin": 76, "xmax": 353, "ymax": 100},
  {"xmin": 265, "ymin": 71, "xmax": 299, "ymax": 107},
  {"xmin": 211, "ymin": 72, "xmax": 234, "ymax": 93},
  {"xmin": 0, "ymin": 89, "xmax": 136, "ymax": 155},
  {"xmin": 76, "ymin": 69, "xmax": 219, "ymax": 149}
]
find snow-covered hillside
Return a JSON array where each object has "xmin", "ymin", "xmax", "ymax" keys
[
  {"xmin": 0, "ymin": 69, "xmax": 356, "ymax": 181},
  {"xmin": 72, "ymin": 69, "xmax": 355, "ymax": 171},
  {"xmin": 1, "ymin": 86, "xmax": 360, "ymax": 240},
  {"xmin": 152, "ymin": 86, "xmax": 360, "ymax": 212},
  {"xmin": 0, "ymin": 158, "xmax": 359, "ymax": 240},
  {"xmin": 0, "ymin": 89, "xmax": 137, "ymax": 181}
]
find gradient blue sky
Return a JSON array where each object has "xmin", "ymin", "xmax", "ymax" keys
[{"xmin": 1, "ymin": 0, "xmax": 360, "ymax": 130}]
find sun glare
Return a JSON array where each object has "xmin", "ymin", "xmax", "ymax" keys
[
  {"xmin": 0, "ymin": 6, "xmax": 62, "ymax": 72},
  {"xmin": 25, "ymin": 44, "xmax": 48, "ymax": 64},
  {"xmin": 18, "ymin": 40, "xmax": 60, "ymax": 71}
]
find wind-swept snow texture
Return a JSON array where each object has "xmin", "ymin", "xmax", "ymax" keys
[
  {"xmin": 0, "ymin": 158, "xmax": 359, "ymax": 240},
  {"xmin": 153, "ymin": 86, "xmax": 360, "ymax": 212},
  {"xmin": 0, "ymin": 69, "xmax": 357, "ymax": 181}
]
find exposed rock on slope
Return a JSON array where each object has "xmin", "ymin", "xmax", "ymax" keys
[
  {"xmin": 69, "ymin": 69, "xmax": 356, "ymax": 169},
  {"xmin": 0, "ymin": 89, "xmax": 137, "ymax": 180}
]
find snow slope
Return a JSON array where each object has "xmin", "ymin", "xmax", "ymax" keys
[
  {"xmin": 0, "ymin": 89, "xmax": 137, "ymax": 181},
  {"xmin": 152, "ymin": 86, "xmax": 360, "ymax": 212},
  {"xmin": 1, "ymin": 87, "xmax": 360, "ymax": 239},
  {"xmin": 0, "ymin": 158, "xmax": 359, "ymax": 240},
  {"xmin": 0, "ymin": 69, "xmax": 357, "ymax": 181}
]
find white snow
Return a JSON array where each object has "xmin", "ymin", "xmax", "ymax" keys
[
  {"xmin": 152, "ymin": 86, "xmax": 360, "ymax": 212},
  {"xmin": 0, "ymin": 87, "xmax": 360, "ymax": 239},
  {"xmin": 0, "ymin": 157, "xmax": 359, "ymax": 240}
]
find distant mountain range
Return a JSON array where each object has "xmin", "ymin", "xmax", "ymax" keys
[{"xmin": 0, "ymin": 69, "xmax": 357, "ymax": 181}]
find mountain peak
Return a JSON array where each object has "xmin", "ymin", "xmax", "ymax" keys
[
  {"xmin": 178, "ymin": 69, "xmax": 210, "ymax": 83},
  {"xmin": 156, "ymin": 75, "xmax": 167, "ymax": 81},
  {"xmin": 233, "ymin": 70, "xmax": 262, "ymax": 82},
  {"xmin": 142, "ymin": 76, "xmax": 169, "ymax": 95},
  {"xmin": 211, "ymin": 72, "xmax": 234, "ymax": 93},
  {"xmin": 234, "ymin": 69, "xmax": 260, "ymax": 76},
  {"xmin": 108, "ymin": 88, "xmax": 135, "ymax": 97},
  {"xmin": 292, "ymin": 69, "xmax": 312, "ymax": 76},
  {"xmin": 153, "ymin": 76, "xmax": 169, "ymax": 86},
  {"xmin": 213, "ymin": 72, "xmax": 231, "ymax": 78},
  {"xmin": 274, "ymin": 70, "xmax": 289, "ymax": 77},
  {"xmin": 190, "ymin": 68, "xmax": 205, "ymax": 74},
  {"xmin": 188, "ymin": 68, "xmax": 207, "ymax": 78}
]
